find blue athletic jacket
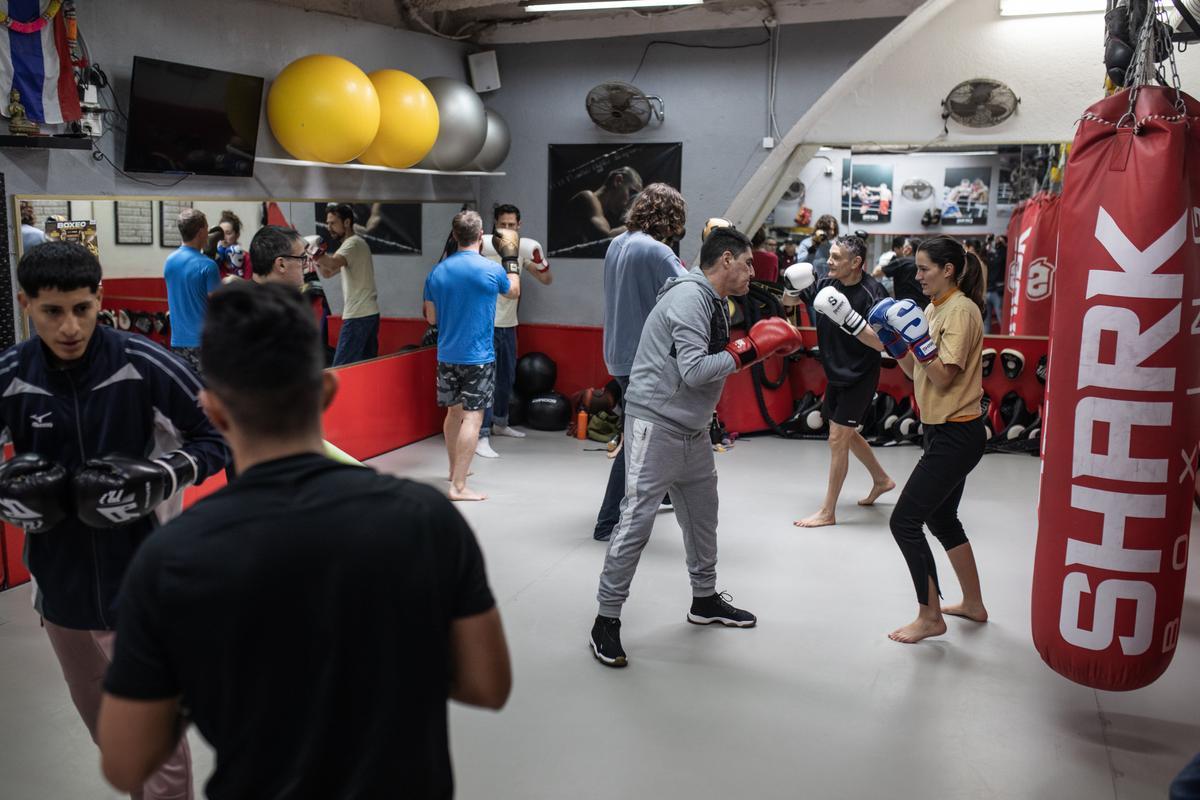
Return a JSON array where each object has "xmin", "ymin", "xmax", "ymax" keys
[{"xmin": 0, "ymin": 326, "xmax": 229, "ymax": 630}]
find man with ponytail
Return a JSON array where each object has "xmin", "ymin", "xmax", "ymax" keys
[{"xmin": 864, "ymin": 235, "xmax": 989, "ymax": 643}]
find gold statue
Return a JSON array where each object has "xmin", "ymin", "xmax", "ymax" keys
[{"xmin": 7, "ymin": 89, "xmax": 40, "ymax": 136}]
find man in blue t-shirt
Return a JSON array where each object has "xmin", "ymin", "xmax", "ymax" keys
[
  {"xmin": 164, "ymin": 208, "xmax": 220, "ymax": 373},
  {"xmin": 423, "ymin": 210, "xmax": 520, "ymax": 502}
]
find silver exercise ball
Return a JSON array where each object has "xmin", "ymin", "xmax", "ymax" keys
[
  {"xmin": 418, "ymin": 77, "xmax": 487, "ymax": 171},
  {"xmin": 468, "ymin": 109, "xmax": 512, "ymax": 172}
]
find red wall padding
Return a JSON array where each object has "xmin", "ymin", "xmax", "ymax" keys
[
  {"xmin": 516, "ymin": 323, "xmax": 613, "ymax": 397},
  {"xmin": 322, "ymin": 346, "xmax": 442, "ymax": 460}
]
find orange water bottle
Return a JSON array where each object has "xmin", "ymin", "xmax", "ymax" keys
[{"xmin": 576, "ymin": 407, "xmax": 588, "ymax": 440}]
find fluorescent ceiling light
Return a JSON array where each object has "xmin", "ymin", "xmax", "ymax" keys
[
  {"xmin": 999, "ymin": 0, "xmax": 1104, "ymax": 16},
  {"xmin": 526, "ymin": 0, "xmax": 701, "ymax": 11},
  {"xmin": 909, "ymin": 150, "xmax": 999, "ymax": 156}
]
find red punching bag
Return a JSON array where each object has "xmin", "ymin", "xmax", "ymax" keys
[
  {"xmin": 1013, "ymin": 193, "xmax": 1061, "ymax": 336},
  {"xmin": 1005, "ymin": 196, "xmax": 1045, "ymax": 334},
  {"xmin": 1031, "ymin": 85, "xmax": 1200, "ymax": 691},
  {"xmin": 1001, "ymin": 200, "xmax": 1026, "ymax": 332}
]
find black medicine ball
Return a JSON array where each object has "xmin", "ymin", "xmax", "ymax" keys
[
  {"xmin": 515, "ymin": 352, "xmax": 557, "ymax": 395},
  {"xmin": 525, "ymin": 391, "xmax": 571, "ymax": 431}
]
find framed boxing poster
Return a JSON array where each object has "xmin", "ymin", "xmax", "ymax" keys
[
  {"xmin": 839, "ymin": 159, "xmax": 852, "ymax": 225},
  {"xmin": 848, "ymin": 163, "xmax": 894, "ymax": 224},
  {"xmin": 312, "ymin": 203, "xmax": 421, "ymax": 255},
  {"xmin": 547, "ymin": 142, "xmax": 682, "ymax": 259},
  {"xmin": 941, "ymin": 167, "xmax": 991, "ymax": 225}
]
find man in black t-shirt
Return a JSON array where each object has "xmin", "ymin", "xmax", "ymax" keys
[
  {"xmin": 880, "ymin": 236, "xmax": 925, "ymax": 309},
  {"xmin": 784, "ymin": 236, "xmax": 895, "ymax": 528},
  {"xmin": 97, "ymin": 283, "xmax": 511, "ymax": 799}
]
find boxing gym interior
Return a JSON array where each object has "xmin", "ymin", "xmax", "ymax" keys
[{"xmin": 0, "ymin": 0, "xmax": 1197, "ymax": 798}]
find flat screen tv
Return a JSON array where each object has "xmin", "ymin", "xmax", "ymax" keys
[{"xmin": 123, "ymin": 56, "xmax": 264, "ymax": 177}]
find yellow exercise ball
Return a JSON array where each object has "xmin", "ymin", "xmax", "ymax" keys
[
  {"xmin": 267, "ymin": 54, "xmax": 380, "ymax": 163},
  {"xmin": 358, "ymin": 69, "xmax": 440, "ymax": 169}
]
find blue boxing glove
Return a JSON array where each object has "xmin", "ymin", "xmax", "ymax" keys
[
  {"xmin": 882, "ymin": 299, "xmax": 938, "ymax": 363},
  {"xmin": 867, "ymin": 299, "xmax": 910, "ymax": 359}
]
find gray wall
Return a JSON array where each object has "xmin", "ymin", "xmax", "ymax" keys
[
  {"xmin": 2, "ymin": 0, "xmax": 478, "ymax": 325},
  {"xmin": 480, "ymin": 19, "xmax": 900, "ymax": 327}
]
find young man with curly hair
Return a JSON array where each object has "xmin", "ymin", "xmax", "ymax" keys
[{"xmin": 591, "ymin": 183, "xmax": 687, "ymax": 542}]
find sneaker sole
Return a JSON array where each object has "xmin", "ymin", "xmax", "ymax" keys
[
  {"xmin": 686, "ymin": 613, "xmax": 757, "ymax": 628},
  {"xmin": 589, "ymin": 638, "xmax": 627, "ymax": 668}
]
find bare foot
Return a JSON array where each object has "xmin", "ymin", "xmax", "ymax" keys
[
  {"xmin": 794, "ymin": 511, "xmax": 836, "ymax": 528},
  {"xmin": 888, "ymin": 616, "xmax": 947, "ymax": 644},
  {"xmin": 942, "ymin": 602, "xmax": 988, "ymax": 623},
  {"xmin": 858, "ymin": 478, "xmax": 896, "ymax": 506},
  {"xmin": 449, "ymin": 486, "xmax": 488, "ymax": 502}
]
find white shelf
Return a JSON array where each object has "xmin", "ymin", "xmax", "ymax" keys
[{"xmin": 255, "ymin": 156, "xmax": 504, "ymax": 177}]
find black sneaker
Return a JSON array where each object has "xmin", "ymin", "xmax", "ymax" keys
[
  {"xmin": 687, "ymin": 592, "xmax": 757, "ymax": 628},
  {"xmin": 590, "ymin": 615, "xmax": 627, "ymax": 667}
]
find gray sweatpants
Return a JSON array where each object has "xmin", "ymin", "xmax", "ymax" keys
[{"xmin": 596, "ymin": 415, "xmax": 719, "ymax": 618}]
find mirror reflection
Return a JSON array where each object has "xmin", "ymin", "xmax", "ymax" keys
[
  {"xmin": 14, "ymin": 197, "xmax": 467, "ymax": 367},
  {"xmin": 762, "ymin": 143, "xmax": 1066, "ymax": 334}
]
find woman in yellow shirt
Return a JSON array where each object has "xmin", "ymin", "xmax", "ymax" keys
[{"xmin": 870, "ymin": 236, "xmax": 990, "ymax": 644}]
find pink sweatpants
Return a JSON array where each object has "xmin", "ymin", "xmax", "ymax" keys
[{"xmin": 43, "ymin": 620, "xmax": 194, "ymax": 800}]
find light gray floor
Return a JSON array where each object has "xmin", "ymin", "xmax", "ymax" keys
[{"xmin": 1, "ymin": 431, "xmax": 1197, "ymax": 799}]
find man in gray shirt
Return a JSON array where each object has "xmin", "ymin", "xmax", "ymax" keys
[
  {"xmin": 589, "ymin": 228, "xmax": 805, "ymax": 667},
  {"xmin": 592, "ymin": 184, "xmax": 688, "ymax": 541}
]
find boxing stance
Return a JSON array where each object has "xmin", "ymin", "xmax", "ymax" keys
[
  {"xmin": 423, "ymin": 211, "xmax": 521, "ymax": 501},
  {"xmin": 0, "ymin": 242, "xmax": 229, "ymax": 798},
  {"xmin": 782, "ymin": 236, "xmax": 894, "ymax": 528},
  {"xmin": 475, "ymin": 203, "xmax": 553, "ymax": 458},
  {"xmin": 590, "ymin": 228, "xmax": 804, "ymax": 667},
  {"xmin": 868, "ymin": 236, "xmax": 989, "ymax": 643}
]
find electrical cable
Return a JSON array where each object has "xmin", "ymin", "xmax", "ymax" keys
[{"xmin": 630, "ymin": 24, "xmax": 771, "ymax": 83}]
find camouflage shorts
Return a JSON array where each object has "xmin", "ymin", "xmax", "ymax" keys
[{"xmin": 436, "ymin": 361, "xmax": 495, "ymax": 411}]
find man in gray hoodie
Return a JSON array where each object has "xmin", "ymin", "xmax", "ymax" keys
[{"xmin": 589, "ymin": 228, "xmax": 806, "ymax": 667}]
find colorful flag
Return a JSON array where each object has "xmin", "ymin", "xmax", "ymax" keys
[{"xmin": 0, "ymin": 0, "xmax": 81, "ymax": 124}]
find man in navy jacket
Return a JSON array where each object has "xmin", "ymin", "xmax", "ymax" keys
[{"xmin": 0, "ymin": 241, "xmax": 228, "ymax": 798}]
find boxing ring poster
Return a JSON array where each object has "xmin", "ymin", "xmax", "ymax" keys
[
  {"xmin": 312, "ymin": 203, "xmax": 421, "ymax": 255},
  {"xmin": 941, "ymin": 167, "xmax": 991, "ymax": 225},
  {"xmin": 847, "ymin": 163, "xmax": 894, "ymax": 224},
  {"xmin": 547, "ymin": 142, "xmax": 682, "ymax": 259}
]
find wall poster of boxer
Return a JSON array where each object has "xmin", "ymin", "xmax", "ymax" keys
[
  {"xmin": 547, "ymin": 142, "xmax": 682, "ymax": 259},
  {"xmin": 840, "ymin": 159, "xmax": 852, "ymax": 224},
  {"xmin": 941, "ymin": 167, "xmax": 991, "ymax": 225},
  {"xmin": 312, "ymin": 202, "xmax": 422, "ymax": 255},
  {"xmin": 847, "ymin": 163, "xmax": 894, "ymax": 224}
]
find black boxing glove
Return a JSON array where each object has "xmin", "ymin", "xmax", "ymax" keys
[
  {"xmin": 73, "ymin": 451, "xmax": 198, "ymax": 528},
  {"xmin": 0, "ymin": 454, "xmax": 70, "ymax": 532}
]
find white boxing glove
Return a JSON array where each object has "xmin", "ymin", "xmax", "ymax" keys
[
  {"xmin": 783, "ymin": 262, "xmax": 815, "ymax": 297},
  {"xmin": 520, "ymin": 237, "xmax": 550, "ymax": 272},
  {"xmin": 480, "ymin": 237, "xmax": 498, "ymax": 259},
  {"xmin": 814, "ymin": 285, "xmax": 867, "ymax": 336}
]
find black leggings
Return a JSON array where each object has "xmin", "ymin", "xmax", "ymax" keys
[{"xmin": 889, "ymin": 417, "xmax": 986, "ymax": 605}]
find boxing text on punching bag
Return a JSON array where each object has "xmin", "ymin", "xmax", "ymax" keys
[{"xmin": 1058, "ymin": 207, "xmax": 1189, "ymax": 658}]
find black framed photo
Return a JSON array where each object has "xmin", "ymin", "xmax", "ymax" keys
[
  {"xmin": 115, "ymin": 201, "xmax": 154, "ymax": 245},
  {"xmin": 160, "ymin": 200, "xmax": 193, "ymax": 247},
  {"xmin": 313, "ymin": 202, "xmax": 421, "ymax": 255},
  {"xmin": 547, "ymin": 142, "xmax": 682, "ymax": 259},
  {"xmin": 941, "ymin": 167, "xmax": 991, "ymax": 225},
  {"xmin": 848, "ymin": 163, "xmax": 894, "ymax": 224}
]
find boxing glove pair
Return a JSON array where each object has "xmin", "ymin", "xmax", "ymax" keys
[
  {"xmin": 303, "ymin": 234, "xmax": 328, "ymax": 259},
  {"xmin": 0, "ymin": 451, "xmax": 198, "ymax": 532},
  {"xmin": 867, "ymin": 298, "xmax": 938, "ymax": 363}
]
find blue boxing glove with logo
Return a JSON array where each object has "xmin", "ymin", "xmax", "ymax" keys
[
  {"xmin": 878, "ymin": 298, "xmax": 938, "ymax": 363},
  {"xmin": 867, "ymin": 298, "xmax": 911, "ymax": 359}
]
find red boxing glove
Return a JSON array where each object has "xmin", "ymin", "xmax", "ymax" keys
[{"xmin": 725, "ymin": 317, "xmax": 804, "ymax": 369}]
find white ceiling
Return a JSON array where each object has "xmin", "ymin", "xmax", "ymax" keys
[{"xmin": 262, "ymin": 0, "xmax": 922, "ymax": 44}]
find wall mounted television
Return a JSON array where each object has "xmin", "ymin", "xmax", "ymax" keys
[{"xmin": 123, "ymin": 56, "xmax": 264, "ymax": 177}]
